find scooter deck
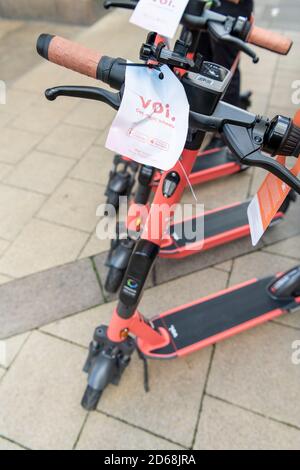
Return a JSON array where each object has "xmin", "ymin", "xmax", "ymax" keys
[
  {"xmin": 139, "ymin": 277, "xmax": 300, "ymax": 359},
  {"xmin": 190, "ymin": 148, "xmax": 241, "ymax": 184},
  {"xmin": 159, "ymin": 201, "xmax": 283, "ymax": 258}
]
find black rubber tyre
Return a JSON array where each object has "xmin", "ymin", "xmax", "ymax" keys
[
  {"xmin": 81, "ymin": 386, "xmax": 103, "ymax": 411},
  {"xmin": 279, "ymin": 190, "xmax": 297, "ymax": 214},
  {"xmin": 106, "ymin": 191, "xmax": 121, "ymax": 212},
  {"xmin": 105, "ymin": 266, "xmax": 125, "ymax": 293}
]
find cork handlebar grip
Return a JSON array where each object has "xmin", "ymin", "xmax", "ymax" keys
[
  {"xmin": 248, "ymin": 26, "xmax": 293, "ymax": 55},
  {"xmin": 37, "ymin": 34, "xmax": 103, "ymax": 79}
]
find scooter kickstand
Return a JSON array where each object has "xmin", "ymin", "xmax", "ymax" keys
[{"xmin": 137, "ymin": 349, "xmax": 150, "ymax": 393}]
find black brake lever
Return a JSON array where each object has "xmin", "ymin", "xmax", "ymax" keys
[
  {"xmin": 104, "ymin": 0, "xmax": 137, "ymax": 9},
  {"xmin": 222, "ymin": 122, "xmax": 300, "ymax": 194},
  {"xmin": 45, "ymin": 86, "xmax": 122, "ymax": 110},
  {"xmin": 243, "ymin": 151, "xmax": 300, "ymax": 193},
  {"xmin": 207, "ymin": 21, "xmax": 259, "ymax": 63}
]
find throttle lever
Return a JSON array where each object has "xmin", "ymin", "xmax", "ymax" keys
[
  {"xmin": 207, "ymin": 21, "xmax": 259, "ymax": 63},
  {"xmin": 45, "ymin": 86, "xmax": 122, "ymax": 110}
]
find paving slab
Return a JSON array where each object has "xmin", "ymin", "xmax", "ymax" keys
[
  {"xmin": 64, "ymin": 99, "xmax": 115, "ymax": 131},
  {"xmin": 38, "ymin": 178, "xmax": 105, "ymax": 232},
  {"xmin": 273, "ymin": 68, "xmax": 300, "ymax": 91},
  {"xmin": 269, "ymin": 86, "xmax": 298, "ymax": 110},
  {"xmin": 79, "ymin": 231, "xmax": 111, "ymax": 259},
  {"xmin": 41, "ymin": 302, "xmax": 115, "ymax": 349},
  {"xmin": 207, "ymin": 322, "xmax": 300, "ymax": 429},
  {"xmin": 262, "ymin": 200, "xmax": 300, "ymax": 245},
  {"xmin": 10, "ymin": 100, "xmax": 71, "ymax": 135},
  {"xmin": 0, "ymin": 331, "xmax": 87, "ymax": 450},
  {"xmin": 69, "ymin": 145, "xmax": 115, "ymax": 186},
  {"xmin": 0, "ymin": 184, "xmax": 45, "ymax": 241},
  {"xmin": 95, "ymin": 128, "xmax": 110, "ymax": 147},
  {"xmin": 214, "ymin": 260, "xmax": 233, "ymax": 273},
  {"xmin": 0, "ymin": 239, "xmax": 9, "ymax": 256},
  {"xmin": 263, "ymin": 234, "xmax": 300, "ymax": 261},
  {"xmin": 0, "ymin": 127, "xmax": 43, "ymax": 164},
  {"xmin": 0, "ymin": 437, "xmax": 24, "ymax": 451},
  {"xmin": 76, "ymin": 412, "xmax": 183, "ymax": 450},
  {"xmin": 37, "ymin": 124, "xmax": 98, "ymax": 160},
  {"xmin": 229, "ymin": 251, "xmax": 299, "ymax": 285},
  {"xmin": 0, "ymin": 112, "xmax": 14, "ymax": 129},
  {"xmin": 0, "ymin": 332, "xmax": 30, "ymax": 369},
  {"xmin": 0, "ymin": 163, "xmax": 12, "ymax": 182},
  {"xmin": 247, "ymin": 92, "xmax": 269, "ymax": 115},
  {"xmin": 195, "ymin": 396, "xmax": 300, "ymax": 450},
  {"xmin": 0, "ymin": 88, "xmax": 38, "ymax": 115},
  {"xmin": 0, "ymin": 219, "xmax": 89, "ymax": 278},
  {"xmin": 0, "ymin": 258, "xmax": 103, "ymax": 339},
  {"xmin": 5, "ymin": 150, "xmax": 74, "ymax": 195}
]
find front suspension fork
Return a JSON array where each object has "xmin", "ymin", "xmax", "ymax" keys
[{"xmin": 107, "ymin": 146, "xmax": 200, "ymax": 353}]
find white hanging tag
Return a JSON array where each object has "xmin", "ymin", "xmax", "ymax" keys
[
  {"xmin": 106, "ymin": 63, "xmax": 190, "ymax": 171},
  {"xmin": 130, "ymin": 0, "xmax": 189, "ymax": 39},
  {"xmin": 179, "ymin": 160, "xmax": 198, "ymax": 202}
]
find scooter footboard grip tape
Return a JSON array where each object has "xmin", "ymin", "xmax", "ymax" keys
[
  {"xmin": 248, "ymin": 26, "xmax": 293, "ymax": 55},
  {"xmin": 37, "ymin": 34, "xmax": 103, "ymax": 79}
]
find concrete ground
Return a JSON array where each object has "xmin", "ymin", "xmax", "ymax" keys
[{"xmin": 0, "ymin": 1, "xmax": 300, "ymax": 450}]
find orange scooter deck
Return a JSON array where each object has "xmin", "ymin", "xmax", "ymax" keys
[{"xmin": 138, "ymin": 277, "xmax": 300, "ymax": 359}]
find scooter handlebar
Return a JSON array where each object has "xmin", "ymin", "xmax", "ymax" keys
[{"xmin": 247, "ymin": 26, "xmax": 292, "ymax": 55}]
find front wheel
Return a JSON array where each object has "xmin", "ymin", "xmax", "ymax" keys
[
  {"xmin": 81, "ymin": 386, "xmax": 103, "ymax": 411},
  {"xmin": 105, "ymin": 266, "xmax": 125, "ymax": 293},
  {"xmin": 106, "ymin": 190, "xmax": 121, "ymax": 212}
]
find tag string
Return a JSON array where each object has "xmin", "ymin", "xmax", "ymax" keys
[{"xmin": 178, "ymin": 159, "xmax": 198, "ymax": 203}]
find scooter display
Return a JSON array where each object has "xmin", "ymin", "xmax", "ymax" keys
[{"xmin": 37, "ymin": 30, "xmax": 300, "ymax": 411}]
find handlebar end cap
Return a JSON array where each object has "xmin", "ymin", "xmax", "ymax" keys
[{"xmin": 37, "ymin": 33, "xmax": 55, "ymax": 60}]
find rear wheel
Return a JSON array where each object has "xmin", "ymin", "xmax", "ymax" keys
[{"xmin": 106, "ymin": 190, "xmax": 121, "ymax": 212}]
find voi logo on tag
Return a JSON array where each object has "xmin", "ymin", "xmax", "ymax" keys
[{"xmin": 139, "ymin": 96, "xmax": 176, "ymax": 122}]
